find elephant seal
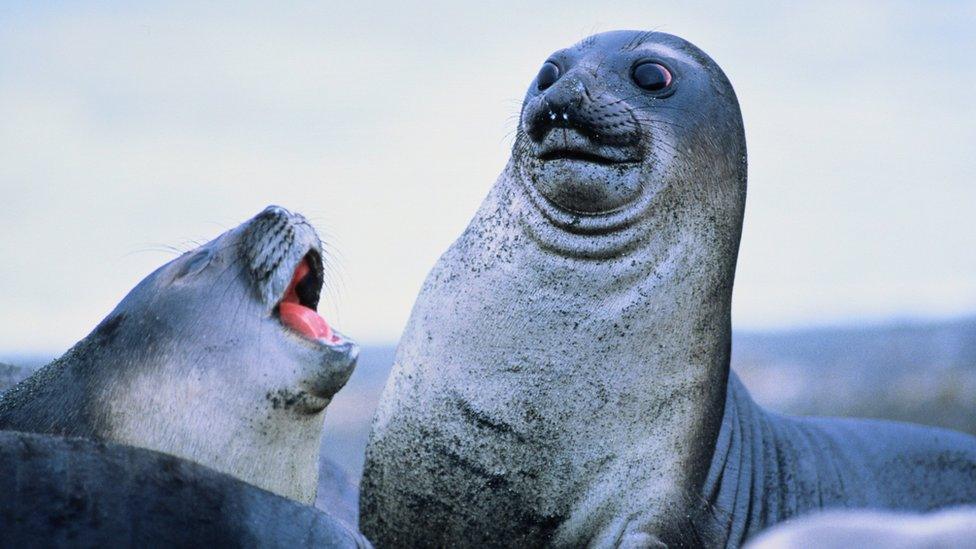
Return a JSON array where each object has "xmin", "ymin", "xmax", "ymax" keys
[
  {"xmin": 745, "ymin": 507, "xmax": 976, "ymax": 549},
  {"xmin": 360, "ymin": 30, "xmax": 976, "ymax": 547},
  {"xmin": 0, "ymin": 430, "xmax": 370, "ymax": 547},
  {"xmin": 0, "ymin": 205, "xmax": 359, "ymax": 505}
]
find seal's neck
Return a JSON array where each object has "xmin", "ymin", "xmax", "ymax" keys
[{"xmin": 404, "ymin": 163, "xmax": 739, "ymax": 530}]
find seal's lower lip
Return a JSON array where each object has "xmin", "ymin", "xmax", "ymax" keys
[{"xmin": 536, "ymin": 150, "xmax": 636, "ymax": 166}]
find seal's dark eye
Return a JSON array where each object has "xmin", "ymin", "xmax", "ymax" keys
[
  {"xmin": 536, "ymin": 62, "xmax": 560, "ymax": 91},
  {"xmin": 632, "ymin": 62, "xmax": 672, "ymax": 92},
  {"xmin": 177, "ymin": 249, "xmax": 212, "ymax": 279}
]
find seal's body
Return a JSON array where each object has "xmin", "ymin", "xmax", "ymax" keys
[
  {"xmin": 706, "ymin": 375, "xmax": 976, "ymax": 545},
  {"xmin": 360, "ymin": 31, "xmax": 976, "ymax": 547},
  {"xmin": 745, "ymin": 506, "xmax": 976, "ymax": 549},
  {"xmin": 0, "ymin": 206, "xmax": 358, "ymax": 505},
  {"xmin": 0, "ymin": 430, "xmax": 370, "ymax": 548}
]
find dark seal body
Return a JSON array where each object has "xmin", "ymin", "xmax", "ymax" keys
[
  {"xmin": 0, "ymin": 430, "xmax": 369, "ymax": 548},
  {"xmin": 360, "ymin": 31, "xmax": 976, "ymax": 548},
  {"xmin": 706, "ymin": 375, "xmax": 976, "ymax": 545}
]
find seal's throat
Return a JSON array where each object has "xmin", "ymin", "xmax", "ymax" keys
[{"xmin": 275, "ymin": 254, "xmax": 339, "ymax": 343}]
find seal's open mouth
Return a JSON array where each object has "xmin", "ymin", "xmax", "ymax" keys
[{"xmin": 275, "ymin": 252, "xmax": 340, "ymax": 344}]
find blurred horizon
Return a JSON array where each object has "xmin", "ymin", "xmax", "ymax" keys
[
  {"xmin": 11, "ymin": 308, "xmax": 975, "ymax": 477},
  {"xmin": 10, "ymin": 314, "xmax": 976, "ymax": 480},
  {"xmin": 2, "ymin": 2, "xmax": 975, "ymax": 351},
  {"xmin": 4, "ymin": 311, "xmax": 976, "ymax": 359}
]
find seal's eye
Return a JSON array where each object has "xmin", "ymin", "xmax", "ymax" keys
[
  {"xmin": 632, "ymin": 62, "xmax": 672, "ymax": 92},
  {"xmin": 536, "ymin": 62, "xmax": 560, "ymax": 91},
  {"xmin": 176, "ymin": 249, "xmax": 212, "ymax": 280}
]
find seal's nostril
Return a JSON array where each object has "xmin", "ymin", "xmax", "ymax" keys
[
  {"xmin": 545, "ymin": 87, "xmax": 574, "ymax": 113},
  {"xmin": 259, "ymin": 204, "xmax": 293, "ymax": 221}
]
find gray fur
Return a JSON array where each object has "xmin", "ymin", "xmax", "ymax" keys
[
  {"xmin": 0, "ymin": 205, "xmax": 359, "ymax": 504},
  {"xmin": 360, "ymin": 30, "xmax": 976, "ymax": 548},
  {"xmin": 0, "ymin": 430, "xmax": 370, "ymax": 548}
]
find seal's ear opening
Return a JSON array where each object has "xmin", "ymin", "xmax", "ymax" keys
[{"xmin": 277, "ymin": 252, "xmax": 338, "ymax": 343}]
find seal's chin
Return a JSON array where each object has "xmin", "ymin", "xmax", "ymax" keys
[
  {"xmin": 524, "ymin": 130, "xmax": 643, "ymax": 214},
  {"xmin": 514, "ymin": 135, "xmax": 662, "ymax": 259},
  {"xmin": 536, "ymin": 143, "xmax": 638, "ymax": 166},
  {"xmin": 525, "ymin": 158, "xmax": 643, "ymax": 215},
  {"xmin": 270, "ymin": 251, "xmax": 359, "ymax": 406}
]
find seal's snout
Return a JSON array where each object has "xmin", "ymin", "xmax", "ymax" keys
[
  {"xmin": 517, "ymin": 72, "xmax": 645, "ymax": 215},
  {"xmin": 242, "ymin": 205, "xmax": 323, "ymax": 304},
  {"xmin": 522, "ymin": 74, "xmax": 640, "ymax": 155},
  {"xmin": 240, "ymin": 205, "xmax": 352, "ymax": 350},
  {"xmin": 258, "ymin": 204, "xmax": 293, "ymax": 218},
  {"xmin": 523, "ymin": 75, "xmax": 588, "ymax": 142}
]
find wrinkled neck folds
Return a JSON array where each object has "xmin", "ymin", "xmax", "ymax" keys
[
  {"xmin": 486, "ymin": 158, "xmax": 741, "ymax": 296},
  {"xmin": 432, "ymin": 156, "xmax": 744, "ymax": 451}
]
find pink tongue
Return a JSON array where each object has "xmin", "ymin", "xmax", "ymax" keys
[
  {"xmin": 280, "ymin": 302, "xmax": 333, "ymax": 341},
  {"xmin": 279, "ymin": 258, "xmax": 336, "ymax": 342}
]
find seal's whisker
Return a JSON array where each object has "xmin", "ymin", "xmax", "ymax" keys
[
  {"xmin": 648, "ymin": 140, "xmax": 682, "ymax": 159},
  {"xmin": 180, "ymin": 258, "xmax": 245, "ymax": 341},
  {"xmin": 123, "ymin": 245, "xmax": 184, "ymax": 258},
  {"xmin": 622, "ymin": 30, "xmax": 658, "ymax": 52},
  {"xmin": 645, "ymin": 103, "xmax": 695, "ymax": 113},
  {"xmin": 630, "ymin": 117, "xmax": 690, "ymax": 131},
  {"xmin": 596, "ymin": 94, "xmax": 640, "ymax": 108},
  {"xmin": 211, "ymin": 255, "xmax": 249, "ymax": 306},
  {"xmin": 179, "ymin": 238, "xmax": 208, "ymax": 249},
  {"xmin": 212, "ymin": 241, "xmax": 245, "ymax": 256},
  {"xmin": 501, "ymin": 125, "xmax": 524, "ymax": 145}
]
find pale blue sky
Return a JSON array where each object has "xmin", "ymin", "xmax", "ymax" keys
[{"xmin": 1, "ymin": 1, "xmax": 975, "ymax": 351}]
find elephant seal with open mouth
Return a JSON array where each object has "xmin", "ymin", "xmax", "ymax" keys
[
  {"xmin": 0, "ymin": 205, "xmax": 359, "ymax": 505},
  {"xmin": 360, "ymin": 30, "xmax": 976, "ymax": 547}
]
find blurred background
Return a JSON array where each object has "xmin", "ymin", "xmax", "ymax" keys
[{"xmin": 2, "ymin": 1, "xmax": 975, "ymax": 481}]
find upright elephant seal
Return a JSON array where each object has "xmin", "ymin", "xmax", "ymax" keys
[
  {"xmin": 360, "ymin": 30, "xmax": 976, "ymax": 547},
  {"xmin": 0, "ymin": 205, "xmax": 359, "ymax": 505}
]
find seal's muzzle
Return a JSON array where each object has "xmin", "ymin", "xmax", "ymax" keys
[{"xmin": 517, "ymin": 66, "xmax": 647, "ymax": 215}]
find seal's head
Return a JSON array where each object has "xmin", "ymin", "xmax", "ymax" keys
[
  {"xmin": 104, "ymin": 204, "xmax": 358, "ymax": 413},
  {"xmin": 512, "ymin": 30, "xmax": 746, "ymax": 259},
  {"xmin": 0, "ymin": 205, "xmax": 358, "ymax": 504}
]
